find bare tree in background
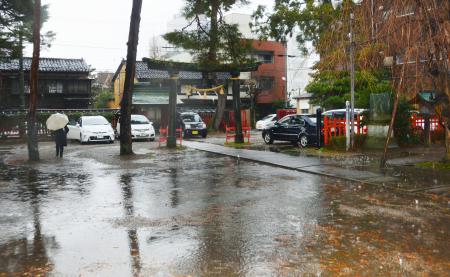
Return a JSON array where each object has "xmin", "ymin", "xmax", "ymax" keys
[
  {"xmin": 380, "ymin": 0, "xmax": 450, "ymax": 165},
  {"xmin": 149, "ymin": 35, "xmax": 163, "ymax": 59}
]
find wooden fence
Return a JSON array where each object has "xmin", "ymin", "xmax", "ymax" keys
[{"xmin": 323, "ymin": 116, "xmax": 367, "ymax": 145}]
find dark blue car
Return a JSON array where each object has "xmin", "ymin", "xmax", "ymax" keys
[{"xmin": 262, "ymin": 114, "xmax": 321, "ymax": 147}]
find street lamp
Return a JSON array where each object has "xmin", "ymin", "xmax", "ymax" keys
[{"xmin": 330, "ymin": 0, "xmax": 362, "ymax": 150}]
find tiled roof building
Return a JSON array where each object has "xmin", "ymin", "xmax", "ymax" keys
[{"xmin": 0, "ymin": 58, "xmax": 92, "ymax": 109}]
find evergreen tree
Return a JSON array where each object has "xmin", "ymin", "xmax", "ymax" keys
[{"xmin": 164, "ymin": 0, "xmax": 253, "ymax": 130}]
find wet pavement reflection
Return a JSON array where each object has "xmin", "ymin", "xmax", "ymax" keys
[{"xmin": 0, "ymin": 143, "xmax": 449, "ymax": 276}]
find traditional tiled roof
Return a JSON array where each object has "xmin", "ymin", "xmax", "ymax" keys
[
  {"xmin": 113, "ymin": 60, "xmax": 231, "ymax": 82},
  {"xmin": 0, "ymin": 58, "xmax": 90, "ymax": 73}
]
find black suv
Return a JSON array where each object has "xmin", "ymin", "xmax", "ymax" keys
[
  {"xmin": 262, "ymin": 114, "xmax": 321, "ymax": 147},
  {"xmin": 179, "ymin": 112, "xmax": 207, "ymax": 138}
]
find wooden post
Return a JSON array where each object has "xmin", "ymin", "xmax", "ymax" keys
[
  {"xmin": 27, "ymin": 0, "xmax": 41, "ymax": 161},
  {"xmin": 231, "ymin": 71, "xmax": 243, "ymax": 143},
  {"xmin": 167, "ymin": 71, "xmax": 179, "ymax": 148},
  {"xmin": 357, "ymin": 115, "xmax": 361, "ymax": 135}
]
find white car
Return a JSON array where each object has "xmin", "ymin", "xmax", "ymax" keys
[
  {"xmin": 322, "ymin": 109, "xmax": 367, "ymax": 119},
  {"xmin": 256, "ymin": 114, "xmax": 277, "ymax": 130},
  {"xmin": 116, "ymin": 114, "xmax": 155, "ymax": 141},
  {"xmin": 67, "ymin": 115, "xmax": 115, "ymax": 144}
]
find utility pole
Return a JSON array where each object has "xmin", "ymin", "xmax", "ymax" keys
[{"xmin": 277, "ymin": 42, "xmax": 295, "ymax": 109}]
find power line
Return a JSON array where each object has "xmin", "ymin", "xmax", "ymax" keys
[{"xmin": 51, "ymin": 43, "xmax": 125, "ymax": 50}]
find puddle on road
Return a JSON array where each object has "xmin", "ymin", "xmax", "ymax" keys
[{"xmin": 0, "ymin": 146, "xmax": 449, "ymax": 276}]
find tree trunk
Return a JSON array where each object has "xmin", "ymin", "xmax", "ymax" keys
[
  {"xmin": 27, "ymin": 0, "xmax": 40, "ymax": 161},
  {"xmin": 380, "ymin": 89, "xmax": 400, "ymax": 168},
  {"xmin": 380, "ymin": 57, "xmax": 407, "ymax": 168},
  {"xmin": 19, "ymin": 33, "xmax": 26, "ymax": 139},
  {"xmin": 445, "ymin": 126, "xmax": 450, "ymax": 161},
  {"xmin": 120, "ymin": 0, "xmax": 143, "ymax": 155},
  {"xmin": 213, "ymin": 93, "xmax": 227, "ymax": 130},
  {"xmin": 209, "ymin": 0, "xmax": 225, "ymax": 131},
  {"xmin": 19, "ymin": 33, "xmax": 25, "ymax": 109}
]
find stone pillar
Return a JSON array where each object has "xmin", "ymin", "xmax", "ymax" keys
[
  {"xmin": 167, "ymin": 71, "xmax": 179, "ymax": 148},
  {"xmin": 231, "ymin": 71, "xmax": 243, "ymax": 143}
]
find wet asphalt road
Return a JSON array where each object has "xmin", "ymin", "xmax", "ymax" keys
[{"xmin": 0, "ymin": 142, "xmax": 449, "ymax": 276}]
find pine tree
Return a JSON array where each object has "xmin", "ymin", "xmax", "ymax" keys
[
  {"xmin": 120, "ymin": 0, "xmax": 143, "ymax": 155},
  {"xmin": 164, "ymin": 0, "xmax": 253, "ymax": 130}
]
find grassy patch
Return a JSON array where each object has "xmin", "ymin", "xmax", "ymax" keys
[
  {"xmin": 281, "ymin": 146, "xmax": 357, "ymax": 157},
  {"xmin": 416, "ymin": 161, "xmax": 450, "ymax": 170},
  {"xmin": 224, "ymin": 142, "xmax": 252, "ymax": 149}
]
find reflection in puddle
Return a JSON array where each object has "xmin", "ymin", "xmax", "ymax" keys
[{"xmin": 0, "ymin": 147, "xmax": 448, "ymax": 276}]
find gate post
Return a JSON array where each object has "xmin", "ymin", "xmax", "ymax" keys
[{"xmin": 167, "ymin": 70, "xmax": 179, "ymax": 148}]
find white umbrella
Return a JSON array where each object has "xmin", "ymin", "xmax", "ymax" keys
[{"xmin": 46, "ymin": 113, "xmax": 69, "ymax": 131}]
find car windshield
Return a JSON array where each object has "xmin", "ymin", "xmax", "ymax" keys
[
  {"xmin": 83, "ymin": 117, "xmax": 109, "ymax": 125},
  {"xmin": 131, "ymin": 115, "xmax": 149, "ymax": 124},
  {"xmin": 261, "ymin": 114, "xmax": 274, "ymax": 121},
  {"xmin": 182, "ymin": 114, "xmax": 202, "ymax": 122}
]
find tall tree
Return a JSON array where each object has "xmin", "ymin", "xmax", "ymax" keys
[
  {"xmin": 164, "ymin": 0, "xmax": 253, "ymax": 130},
  {"xmin": 120, "ymin": 0, "xmax": 143, "ymax": 155},
  {"xmin": 255, "ymin": 0, "xmax": 450, "ymax": 161},
  {"xmin": 0, "ymin": 0, "xmax": 33, "ymax": 57},
  {"xmin": 27, "ymin": 0, "xmax": 41, "ymax": 161}
]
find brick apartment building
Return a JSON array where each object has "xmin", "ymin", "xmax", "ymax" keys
[{"xmin": 251, "ymin": 40, "xmax": 287, "ymax": 112}]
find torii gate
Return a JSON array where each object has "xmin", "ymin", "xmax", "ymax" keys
[{"xmin": 143, "ymin": 58, "xmax": 260, "ymax": 148}]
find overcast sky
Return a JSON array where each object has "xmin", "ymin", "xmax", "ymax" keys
[{"xmin": 25, "ymin": 0, "xmax": 274, "ymax": 73}]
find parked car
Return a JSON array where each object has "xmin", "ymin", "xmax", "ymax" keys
[
  {"xmin": 179, "ymin": 112, "xmax": 207, "ymax": 138},
  {"xmin": 256, "ymin": 114, "xmax": 277, "ymax": 130},
  {"xmin": 262, "ymin": 114, "xmax": 322, "ymax": 147},
  {"xmin": 67, "ymin": 115, "xmax": 115, "ymax": 144},
  {"xmin": 322, "ymin": 108, "xmax": 367, "ymax": 119},
  {"xmin": 116, "ymin": 114, "xmax": 155, "ymax": 141}
]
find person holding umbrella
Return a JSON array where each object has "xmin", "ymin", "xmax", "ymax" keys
[{"xmin": 46, "ymin": 113, "xmax": 70, "ymax": 158}]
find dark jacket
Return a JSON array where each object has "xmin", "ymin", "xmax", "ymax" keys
[{"xmin": 55, "ymin": 126, "xmax": 69, "ymax": 146}]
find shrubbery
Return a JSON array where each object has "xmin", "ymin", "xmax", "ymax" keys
[
  {"xmin": 325, "ymin": 134, "xmax": 367, "ymax": 151},
  {"xmin": 393, "ymin": 98, "xmax": 420, "ymax": 146}
]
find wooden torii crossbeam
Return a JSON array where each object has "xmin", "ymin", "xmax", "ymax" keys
[{"xmin": 142, "ymin": 58, "xmax": 260, "ymax": 147}]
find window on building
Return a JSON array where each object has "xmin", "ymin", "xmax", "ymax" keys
[
  {"xmin": 48, "ymin": 81, "xmax": 63, "ymax": 93},
  {"xmin": 256, "ymin": 51, "xmax": 274, "ymax": 64},
  {"xmin": 301, "ymin": 109, "xmax": 309, "ymax": 114},
  {"xmin": 258, "ymin": 77, "xmax": 274, "ymax": 90}
]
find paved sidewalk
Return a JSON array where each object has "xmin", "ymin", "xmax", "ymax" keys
[{"xmin": 184, "ymin": 141, "xmax": 401, "ymax": 189}]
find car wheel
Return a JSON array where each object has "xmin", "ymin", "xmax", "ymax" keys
[
  {"xmin": 263, "ymin": 131, "xmax": 274, "ymax": 144},
  {"xmin": 299, "ymin": 134, "xmax": 308, "ymax": 148},
  {"xmin": 202, "ymin": 131, "xmax": 207, "ymax": 138},
  {"xmin": 79, "ymin": 134, "xmax": 84, "ymax": 145}
]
